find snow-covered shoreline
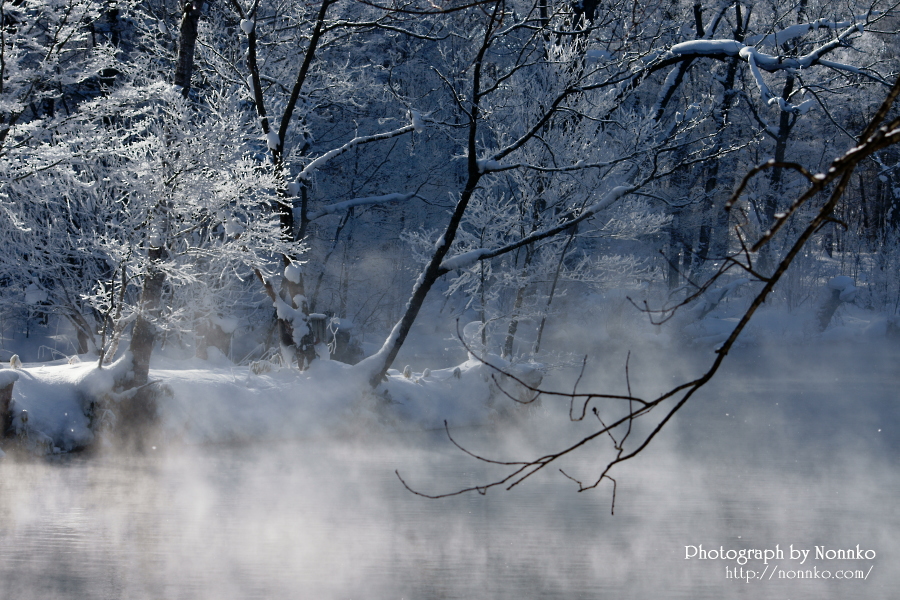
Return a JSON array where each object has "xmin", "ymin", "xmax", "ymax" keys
[{"xmin": 0, "ymin": 351, "xmax": 543, "ymax": 456}]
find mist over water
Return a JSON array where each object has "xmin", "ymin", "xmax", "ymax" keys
[{"xmin": 1, "ymin": 341, "xmax": 898, "ymax": 600}]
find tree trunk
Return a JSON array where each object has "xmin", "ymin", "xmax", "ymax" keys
[
  {"xmin": 125, "ymin": 1, "xmax": 203, "ymax": 400},
  {"xmin": 502, "ymin": 285, "xmax": 528, "ymax": 359},
  {"xmin": 359, "ymin": 167, "xmax": 483, "ymax": 387},
  {"xmin": 241, "ymin": 2, "xmax": 334, "ymax": 369},
  {"xmin": 129, "ymin": 248, "xmax": 166, "ymax": 388},
  {"xmin": 699, "ymin": 54, "xmax": 741, "ymax": 263},
  {"xmin": 0, "ymin": 372, "xmax": 18, "ymax": 438},
  {"xmin": 355, "ymin": 6, "xmax": 502, "ymax": 387},
  {"xmin": 759, "ymin": 76, "xmax": 796, "ymax": 273},
  {"xmin": 174, "ymin": 0, "xmax": 205, "ymax": 95},
  {"xmin": 533, "ymin": 229, "xmax": 576, "ymax": 354},
  {"xmin": 502, "ymin": 231, "xmax": 538, "ymax": 359}
]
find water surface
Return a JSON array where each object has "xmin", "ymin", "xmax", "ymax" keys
[{"xmin": 1, "ymin": 343, "xmax": 897, "ymax": 599}]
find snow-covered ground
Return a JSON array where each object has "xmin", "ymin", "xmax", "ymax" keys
[
  {"xmin": 0, "ymin": 292, "xmax": 897, "ymax": 457},
  {"xmin": 0, "ymin": 348, "xmax": 541, "ymax": 455}
]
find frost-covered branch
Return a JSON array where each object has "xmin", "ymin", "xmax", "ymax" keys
[
  {"xmin": 666, "ymin": 17, "xmax": 882, "ymax": 112},
  {"xmin": 306, "ymin": 192, "xmax": 419, "ymax": 220},
  {"xmin": 401, "ymin": 74, "xmax": 900, "ymax": 501},
  {"xmin": 437, "ymin": 185, "xmax": 637, "ymax": 274},
  {"xmin": 296, "ymin": 124, "xmax": 416, "ymax": 182}
]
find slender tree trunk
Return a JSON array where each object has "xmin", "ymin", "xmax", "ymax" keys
[
  {"xmin": 533, "ymin": 229, "xmax": 576, "ymax": 354},
  {"xmin": 358, "ymin": 4, "xmax": 503, "ymax": 387},
  {"xmin": 173, "ymin": 0, "xmax": 204, "ymax": 95},
  {"xmin": 127, "ymin": 0, "xmax": 204, "ymax": 389},
  {"xmin": 502, "ymin": 204, "xmax": 540, "ymax": 358},
  {"xmin": 699, "ymin": 53, "xmax": 741, "ymax": 263},
  {"xmin": 129, "ymin": 249, "xmax": 166, "ymax": 387},
  {"xmin": 759, "ymin": 75, "xmax": 796, "ymax": 273},
  {"xmin": 240, "ymin": 1, "xmax": 334, "ymax": 369},
  {"xmin": 760, "ymin": 0, "xmax": 805, "ymax": 272},
  {"xmin": 360, "ymin": 165, "xmax": 484, "ymax": 387},
  {"xmin": 765, "ymin": 76, "xmax": 796, "ymax": 227},
  {"xmin": 502, "ymin": 285, "xmax": 528, "ymax": 359},
  {"xmin": 0, "ymin": 372, "xmax": 17, "ymax": 438}
]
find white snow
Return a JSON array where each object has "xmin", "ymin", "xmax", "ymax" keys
[
  {"xmin": 670, "ymin": 40, "xmax": 743, "ymax": 57},
  {"xmin": 740, "ymin": 47, "xmax": 775, "ymax": 105},
  {"xmin": 744, "ymin": 18, "xmax": 859, "ymax": 47},
  {"xmin": 409, "ymin": 109, "xmax": 426, "ymax": 134},
  {"xmin": 476, "ymin": 158, "xmax": 502, "ymax": 173},
  {"xmin": 3, "ymin": 290, "xmax": 899, "ymax": 458},
  {"xmin": 0, "ymin": 370, "xmax": 19, "ymax": 388},
  {"xmin": 274, "ymin": 296, "xmax": 300, "ymax": 322},
  {"xmin": 0, "ymin": 346, "xmax": 546, "ymax": 454},
  {"xmin": 667, "ymin": 35, "xmax": 866, "ymax": 113},
  {"xmin": 240, "ymin": 19, "xmax": 255, "ymax": 35},
  {"xmin": 0, "ymin": 361, "xmax": 110, "ymax": 453},
  {"xmin": 224, "ymin": 216, "xmax": 244, "ymax": 237},
  {"xmin": 266, "ymin": 131, "xmax": 280, "ymax": 150},
  {"xmin": 828, "ymin": 276, "xmax": 858, "ymax": 302},
  {"xmin": 284, "ymin": 263, "xmax": 303, "ymax": 284},
  {"xmin": 439, "ymin": 248, "xmax": 491, "ymax": 272},
  {"xmin": 213, "ymin": 315, "xmax": 240, "ymax": 335}
]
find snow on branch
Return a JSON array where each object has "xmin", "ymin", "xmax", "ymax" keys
[
  {"xmin": 667, "ymin": 19, "xmax": 872, "ymax": 113},
  {"xmin": 741, "ymin": 48, "xmax": 777, "ymax": 106},
  {"xmin": 476, "ymin": 158, "xmax": 502, "ymax": 173},
  {"xmin": 816, "ymin": 59, "xmax": 890, "ymax": 85},
  {"xmin": 669, "ymin": 40, "xmax": 743, "ymax": 58},
  {"xmin": 438, "ymin": 248, "xmax": 492, "ymax": 272},
  {"xmin": 743, "ymin": 17, "xmax": 866, "ymax": 48},
  {"xmin": 296, "ymin": 124, "xmax": 415, "ymax": 182},
  {"xmin": 306, "ymin": 192, "xmax": 419, "ymax": 220}
]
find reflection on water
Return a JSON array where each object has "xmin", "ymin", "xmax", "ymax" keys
[{"xmin": 1, "ymin": 344, "xmax": 898, "ymax": 600}]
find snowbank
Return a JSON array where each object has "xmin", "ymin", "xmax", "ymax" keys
[
  {"xmin": 2, "ymin": 291, "xmax": 896, "ymax": 457},
  {"xmin": 2, "ymin": 363, "xmax": 97, "ymax": 453},
  {"xmin": 0, "ymin": 351, "xmax": 541, "ymax": 455}
]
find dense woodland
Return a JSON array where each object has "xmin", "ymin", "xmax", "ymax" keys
[{"xmin": 1, "ymin": 0, "xmax": 898, "ymax": 391}]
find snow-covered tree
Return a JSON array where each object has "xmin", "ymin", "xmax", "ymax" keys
[{"xmin": 0, "ymin": 0, "xmax": 896, "ymax": 396}]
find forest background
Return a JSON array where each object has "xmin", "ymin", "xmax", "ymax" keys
[{"xmin": 0, "ymin": 0, "xmax": 898, "ymax": 461}]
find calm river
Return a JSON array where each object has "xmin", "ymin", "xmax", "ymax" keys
[{"xmin": 1, "ymin": 343, "xmax": 897, "ymax": 599}]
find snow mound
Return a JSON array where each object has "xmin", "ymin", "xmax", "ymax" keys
[
  {"xmin": 379, "ymin": 354, "xmax": 541, "ymax": 429},
  {"xmin": 0, "ymin": 370, "xmax": 19, "ymax": 388},
  {"xmin": 5, "ymin": 363, "xmax": 98, "ymax": 453},
  {"xmin": 827, "ymin": 276, "xmax": 858, "ymax": 302},
  {"xmin": 0, "ymin": 351, "xmax": 544, "ymax": 454}
]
